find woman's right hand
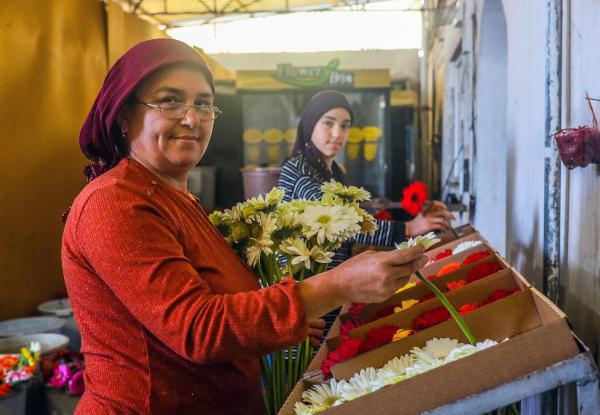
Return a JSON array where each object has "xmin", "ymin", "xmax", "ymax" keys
[
  {"xmin": 331, "ymin": 246, "xmax": 428, "ymax": 304},
  {"xmin": 298, "ymin": 246, "xmax": 428, "ymax": 321}
]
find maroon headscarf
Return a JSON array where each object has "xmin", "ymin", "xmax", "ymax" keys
[
  {"xmin": 291, "ymin": 90, "xmax": 353, "ymax": 182},
  {"xmin": 79, "ymin": 38, "xmax": 215, "ymax": 181}
]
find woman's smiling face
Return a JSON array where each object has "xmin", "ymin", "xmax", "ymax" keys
[
  {"xmin": 310, "ymin": 107, "xmax": 352, "ymax": 163},
  {"xmin": 119, "ymin": 63, "xmax": 215, "ymax": 179}
]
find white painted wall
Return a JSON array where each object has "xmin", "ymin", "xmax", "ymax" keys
[
  {"xmin": 210, "ymin": 49, "xmax": 421, "ymax": 82},
  {"xmin": 433, "ymin": 0, "xmax": 600, "ymax": 361},
  {"xmin": 473, "ymin": 0, "xmax": 507, "ymax": 255},
  {"xmin": 562, "ymin": 0, "xmax": 600, "ymax": 362}
]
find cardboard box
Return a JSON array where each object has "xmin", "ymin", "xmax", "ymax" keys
[
  {"xmin": 329, "ymin": 266, "xmax": 529, "ymax": 353},
  {"xmin": 279, "ymin": 286, "xmax": 580, "ymax": 415},
  {"xmin": 339, "ymin": 251, "xmax": 509, "ymax": 325},
  {"xmin": 425, "ymin": 231, "xmax": 491, "ymax": 260}
]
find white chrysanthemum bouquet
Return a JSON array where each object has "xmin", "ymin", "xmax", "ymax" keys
[
  {"xmin": 209, "ymin": 180, "xmax": 377, "ymax": 414},
  {"xmin": 209, "ymin": 180, "xmax": 376, "ymax": 284}
]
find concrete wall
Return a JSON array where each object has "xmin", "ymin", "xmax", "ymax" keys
[
  {"xmin": 211, "ymin": 49, "xmax": 421, "ymax": 83},
  {"xmin": 428, "ymin": 0, "xmax": 600, "ymax": 362}
]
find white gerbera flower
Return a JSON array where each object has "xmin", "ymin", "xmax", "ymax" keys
[
  {"xmin": 382, "ymin": 354, "xmax": 414, "ymax": 375},
  {"xmin": 395, "ymin": 232, "xmax": 441, "ymax": 250},
  {"xmin": 301, "ymin": 205, "xmax": 361, "ymax": 245},
  {"xmin": 301, "ymin": 379, "xmax": 346, "ymax": 410},
  {"xmin": 452, "ymin": 240, "xmax": 482, "ymax": 254},
  {"xmin": 476, "ymin": 339, "xmax": 498, "ymax": 350},
  {"xmin": 422, "ymin": 338, "xmax": 461, "ymax": 359},
  {"xmin": 444, "ymin": 344, "xmax": 479, "ymax": 363},
  {"xmin": 407, "ymin": 343, "xmax": 446, "ymax": 376},
  {"xmin": 294, "ymin": 401, "xmax": 321, "ymax": 415},
  {"xmin": 341, "ymin": 367, "xmax": 382, "ymax": 401}
]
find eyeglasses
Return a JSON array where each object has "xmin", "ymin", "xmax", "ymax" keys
[{"xmin": 137, "ymin": 101, "xmax": 223, "ymax": 121}]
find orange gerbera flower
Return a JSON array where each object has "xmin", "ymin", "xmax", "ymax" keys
[{"xmin": 437, "ymin": 262, "xmax": 461, "ymax": 276}]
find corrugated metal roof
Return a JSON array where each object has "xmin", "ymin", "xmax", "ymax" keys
[{"xmin": 113, "ymin": 0, "xmax": 418, "ymax": 27}]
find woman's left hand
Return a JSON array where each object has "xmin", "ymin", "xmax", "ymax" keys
[
  {"xmin": 423, "ymin": 200, "xmax": 455, "ymax": 220},
  {"xmin": 308, "ymin": 319, "xmax": 325, "ymax": 346}
]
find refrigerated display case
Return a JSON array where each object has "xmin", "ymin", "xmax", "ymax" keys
[{"xmin": 237, "ymin": 62, "xmax": 392, "ymax": 198}]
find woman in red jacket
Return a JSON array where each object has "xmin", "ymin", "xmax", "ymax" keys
[{"xmin": 62, "ymin": 38, "xmax": 427, "ymax": 414}]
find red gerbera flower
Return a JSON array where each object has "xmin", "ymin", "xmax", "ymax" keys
[
  {"xmin": 349, "ymin": 303, "xmax": 366, "ymax": 318},
  {"xmin": 340, "ymin": 319, "xmax": 361, "ymax": 341},
  {"xmin": 446, "ymin": 279, "xmax": 466, "ymax": 291},
  {"xmin": 359, "ymin": 325, "xmax": 398, "ymax": 353},
  {"xmin": 434, "ymin": 249, "xmax": 453, "ymax": 261},
  {"xmin": 462, "ymin": 251, "xmax": 491, "ymax": 266},
  {"xmin": 466, "ymin": 261, "xmax": 502, "ymax": 283},
  {"xmin": 459, "ymin": 303, "xmax": 479, "ymax": 314},
  {"xmin": 401, "ymin": 181, "xmax": 428, "ymax": 216},
  {"xmin": 374, "ymin": 209, "xmax": 393, "ymax": 221},
  {"xmin": 370, "ymin": 305, "xmax": 396, "ymax": 322},
  {"xmin": 412, "ymin": 306, "xmax": 451, "ymax": 331},
  {"xmin": 321, "ymin": 338, "xmax": 363, "ymax": 378}
]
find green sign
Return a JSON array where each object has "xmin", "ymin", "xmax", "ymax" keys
[{"xmin": 273, "ymin": 59, "xmax": 354, "ymax": 87}]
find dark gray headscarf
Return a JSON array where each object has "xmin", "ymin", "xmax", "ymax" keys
[{"xmin": 292, "ymin": 90, "xmax": 353, "ymax": 182}]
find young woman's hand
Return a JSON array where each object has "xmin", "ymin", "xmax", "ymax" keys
[
  {"xmin": 308, "ymin": 319, "xmax": 325, "ymax": 346},
  {"xmin": 405, "ymin": 201, "xmax": 455, "ymax": 237}
]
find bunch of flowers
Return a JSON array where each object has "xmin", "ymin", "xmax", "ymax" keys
[
  {"xmin": 209, "ymin": 180, "xmax": 377, "ymax": 414},
  {"xmin": 296, "ymin": 337, "xmax": 498, "ymax": 414},
  {"xmin": 41, "ymin": 350, "xmax": 85, "ymax": 395},
  {"xmin": 0, "ymin": 342, "xmax": 40, "ymax": 396}
]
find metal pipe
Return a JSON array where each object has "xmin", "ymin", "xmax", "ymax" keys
[{"xmin": 543, "ymin": 0, "xmax": 562, "ymax": 305}]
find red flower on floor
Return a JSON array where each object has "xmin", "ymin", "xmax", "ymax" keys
[
  {"xmin": 321, "ymin": 338, "xmax": 363, "ymax": 378},
  {"xmin": 374, "ymin": 209, "xmax": 393, "ymax": 221},
  {"xmin": 459, "ymin": 303, "xmax": 479, "ymax": 314},
  {"xmin": 466, "ymin": 261, "xmax": 502, "ymax": 283},
  {"xmin": 340, "ymin": 319, "xmax": 361, "ymax": 341},
  {"xmin": 434, "ymin": 249, "xmax": 453, "ymax": 261},
  {"xmin": 349, "ymin": 303, "xmax": 366, "ymax": 318},
  {"xmin": 446, "ymin": 279, "xmax": 466, "ymax": 291},
  {"xmin": 359, "ymin": 325, "xmax": 399, "ymax": 353},
  {"xmin": 401, "ymin": 181, "xmax": 428, "ymax": 216},
  {"xmin": 462, "ymin": 251, "xmax": 491, "ymax": 266},
  {"xmin": 370, "ymin": 305, "xmax": 397, "ymax": 322},
  {"xmin": 412, "ymin": 306, "xmax": 451, "ymax": 331}
]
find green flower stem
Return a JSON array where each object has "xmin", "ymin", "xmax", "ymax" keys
[
  {"xmin": 286, "ymin": 346, "xmax": 293, "ymax": 397},
  {"xmin": 415, "ymin": 271, "xmax": 478, "ymax": 345}
]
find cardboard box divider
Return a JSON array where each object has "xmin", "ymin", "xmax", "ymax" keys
[
  {"xmin": 417, "ymin": 241, "xmax": 500, "ymax": 278},
  {"xmin": 339, "ymin": 251, "xmax": 510, "ymax": 324},
  {"xmin": 278, "ymin": 287, "xmax": 580, "ymax": 415},
  {"xmin": 329, "ymin": 266, "xmax": 528, "ymax": 351},
  {"xmin": 425, "ymin": 231, "xmax": 491, "ymax": 260}
]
